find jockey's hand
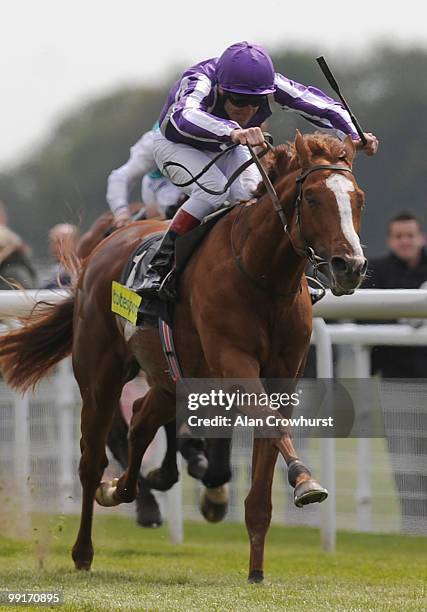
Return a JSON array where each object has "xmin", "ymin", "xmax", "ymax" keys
[
  {"xmin": 231, "ymin": 127, "xmax": 265, "ymax": 147},
  {"xmin": 114, "ymin": 209, "xmax": 131, "ymax": 228},
  {"xmin": 356, "ymin": 132, "xmax": 379, "ymax": 156}
]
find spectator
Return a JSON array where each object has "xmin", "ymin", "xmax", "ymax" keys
[
  {"xmin": 363, "ymin": 211, "xmax": 427, "ymax": 532},
  {"xmin": 363, "ymin": 211, "xmax": 427, "ymax": 376},
  {"xmin": 0, "ymin": 201, "xmax": 37, "ymax": 289},
  {"xmin": 42, "ymin": 223, "xmax": 79, "ymax": 289}
]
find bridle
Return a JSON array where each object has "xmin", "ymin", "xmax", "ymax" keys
[
  {"xmin": 164, "ymin": 136, "xmax": 355, "ymax": 292},
  {"xmin": 248, "ymin": 142, "xmax": 354, "ymax": 279}
]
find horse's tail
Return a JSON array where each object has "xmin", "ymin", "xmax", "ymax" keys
[{"xmin": 0, "ymin": 293, "xmax": 75, "ymax": 393}]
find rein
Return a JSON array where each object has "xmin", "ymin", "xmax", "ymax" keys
[
  {"xmin": 294, "ymin": 163, "xmax": 354, "ymax": 271},
  {"xmin": 230, "ymin": 203, "xmax": 302, "ymax": 298},
  {"xmin": 236, "ymin": 144, "xmax": 355, "ymax": 294},
  {"xmin": 163, "ymin": 139, "xmax": 271, "ymax": 196},
  {"xmin": 248, "ymin": 144, "xmax": 354, "ymax": 281},
  {"xmin": 164, "ymin": 134, "xmax": 354, "ymax": 295}
]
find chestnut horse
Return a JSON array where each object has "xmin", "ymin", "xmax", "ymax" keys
[{"xmin": 0, "ymin": 131, "xmax": 367, "ymax": 581}]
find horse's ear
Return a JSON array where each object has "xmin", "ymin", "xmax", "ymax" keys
[
  {"xmin": 294, "ymin": 130, "xmax": 311, "ymax": 169},
  {"xmin": 274, "ymin": 145, "xmax": 291, "ymax": 175},
  {"xmin": 343, "ymin": 135, "xmax": 356, "ymax": 165}
]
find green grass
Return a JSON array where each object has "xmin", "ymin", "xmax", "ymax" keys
[{"xmin": 0, "ymin": 516, "xmax": 425, "ymax": 611}]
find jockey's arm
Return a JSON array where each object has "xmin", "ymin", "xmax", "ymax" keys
[
  {"xmin": 273, "ymin": 73, "xmax": 379, "ymax": 155},
  {"xmin": 106, "ymin": 130, "xmax": 158, "ymax": 227},
  {"xmin": 165, "ymin": 75, "xmax": 240, "ymax": 146}
]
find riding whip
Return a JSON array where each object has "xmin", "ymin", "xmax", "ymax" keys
[{"xmin": 316, "ymin": 56, "xmax": 367, "ymax": 146}]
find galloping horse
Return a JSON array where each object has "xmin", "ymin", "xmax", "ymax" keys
[
  {"xmin": 77, "ymin": 208, "xmax": 221, "ymax": 527},
  {"xmin": 0, "ymin": 131, "xmax": 367, "ymax": 581}
]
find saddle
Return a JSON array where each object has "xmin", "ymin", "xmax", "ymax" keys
[{"xmin": 117, "ymin": 205, "xmax": 234, "ymax": 328}]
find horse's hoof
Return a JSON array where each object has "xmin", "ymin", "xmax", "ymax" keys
[
  {"xmin": 294, "ymin": 479, "xmax": 328, "ymax": 508},
  {"xmin": 72, "ymin": 546, "xmax": 93, "ymax": 571},
  {"xmin": 200, "ymin": 484, "xmax": 229, "ymax": 523},
  {"xmin": 187, "ymin": 453, "xmax": 208, "ymax": 480},
  {"xmin": 136, "ymin": 490, "xmax": 163, "ymax": 528},
  {"xmin": 74, "ymin": 559, "xmax": 92, "ymax": 571},
  {"xmin": 248, "ymin": 570, "xmax": 264, "ymax": 584},
  {"xmin": 144, "ymin": 468, "xmax": 179, "ymax": 491},
  {"xmin": 95, "ymin": 478, "xmax": 120, "ymax": 507}
]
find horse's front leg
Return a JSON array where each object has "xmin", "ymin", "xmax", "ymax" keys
[
  {"xmin": 143, "ymin": 420, "xmax": 179, "ymax": 491},
  {"xmin": 200, "ymin": 437, "xmax": 232, "ymax": 523},
  {"xmin": 267, "ymin": 376, "xmax": 328, "ymax": 508},
  {"xmin": 274, "ymin": 435, "xmax": 328, "ymax": 508},
  {"xmin": 245, "ymin": 438, "xmax": 278, "ymax": 583},
  {"xmin": 199, "ymin": 347, "xmax": 286, "ymax": 555}
]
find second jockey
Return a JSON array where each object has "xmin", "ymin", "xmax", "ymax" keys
[
  {"xmin": 106, "ymin": 127, "xmax": 185, "ymax": 227},
  {"xmin": 138, "ymin": 41, "xmax": 379, "ymax": 299}
]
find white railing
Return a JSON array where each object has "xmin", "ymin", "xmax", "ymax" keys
[
  {"xmin": 0, "ymin": 290, "xmax": 183, "ymax": 542},
  {"xmin": 312, "ymin": 290, "xmax": 427, "ymax": 551},
  {"xmin": 314, "ymin": 288, "xmax": 427, "ymax": 319},
  {"xmin": 1, "ymin": 289, "xmax": 426, "ymax": 550}
]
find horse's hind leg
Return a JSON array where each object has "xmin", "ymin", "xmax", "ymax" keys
[
  {"xmin": 96, "ymin": 386, "xmax": 175, "ymax": 506},
  {"xmin": 245, "ymin": 438, "xmax": 279, "ymax": 583},
  {"xmin": 71, "ymin": 357, "xmax": 125, "ymax": 570},
  {"xmin": 106, "ymin": 407, "xmax": 162, "ymax": 527}
]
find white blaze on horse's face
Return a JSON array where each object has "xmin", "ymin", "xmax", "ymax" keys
[{"xmin": 325, "ymin": 174, "xmax": 364, "ymax": 257}]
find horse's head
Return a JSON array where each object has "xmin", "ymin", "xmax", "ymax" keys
[{"xmin": 280, "ymin": 131, "xmax": 367, "ymax": 295}]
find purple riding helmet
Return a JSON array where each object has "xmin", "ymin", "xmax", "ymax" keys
[{"xmin": 216, "ymin": 41, "xmax": 276, "ymax": 95}]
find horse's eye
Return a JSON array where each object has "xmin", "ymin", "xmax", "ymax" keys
[
  {"xmin": 356, "ymin": 193, "xmax": 366, "ymax": 209},
  {"xmin": 305, "ymin": 194, "xmax": 319, "ymax": 207}
]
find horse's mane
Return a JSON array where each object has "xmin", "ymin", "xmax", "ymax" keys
[{"xmin": 254, "ymin": 132, "xmax": 349, "ymax": 198}]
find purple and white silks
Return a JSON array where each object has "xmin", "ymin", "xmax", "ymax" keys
[{"xmin": 158, "ymin": 57, "xmax": 359, "ymax": 151}]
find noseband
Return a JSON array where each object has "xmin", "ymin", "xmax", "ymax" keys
[{"xmin": 164, "ymin": 136, "xmax": 355, "ymax": 292}]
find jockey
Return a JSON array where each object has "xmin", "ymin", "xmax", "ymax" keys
[
  {"xmin": 142, "ymin": 170, "xmax": 186, "ymax": 220},
  {"xmin": 106, "ymin": 126, "xmax": 185, "ymax": 227},
  {"xmin": 139, "ymin": 41, "xmax": 379, "ymax": 299}
]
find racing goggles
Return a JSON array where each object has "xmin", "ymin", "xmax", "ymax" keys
[{"xmin": 226, "ymin": 92, "xmax": 267, "ymax": 108}]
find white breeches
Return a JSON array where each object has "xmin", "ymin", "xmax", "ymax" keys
[
  {"xmin": 141, "ymin": 175, "xmax": 183, "ymax": 216},
  {"xmin": 152, "ymin": 129, "xmax": 261, "ymax": 220}
]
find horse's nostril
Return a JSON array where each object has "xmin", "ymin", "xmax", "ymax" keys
[
  {"xmin": 331, "ymin": 256, "xmax": 367, "ymax": 277},
  {"xmin": 331, "ymin": 256, "xmax": 349, "ymax": 275}
]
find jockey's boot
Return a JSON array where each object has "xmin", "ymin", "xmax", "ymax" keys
[{"xmin": 138, "ymin": 209, "xmax": 200, "ymax": 300}]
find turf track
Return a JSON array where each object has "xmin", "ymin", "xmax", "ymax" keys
[{"xmin": 0, "ymin": 516, "xmax": 425, "ymax": 611}]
